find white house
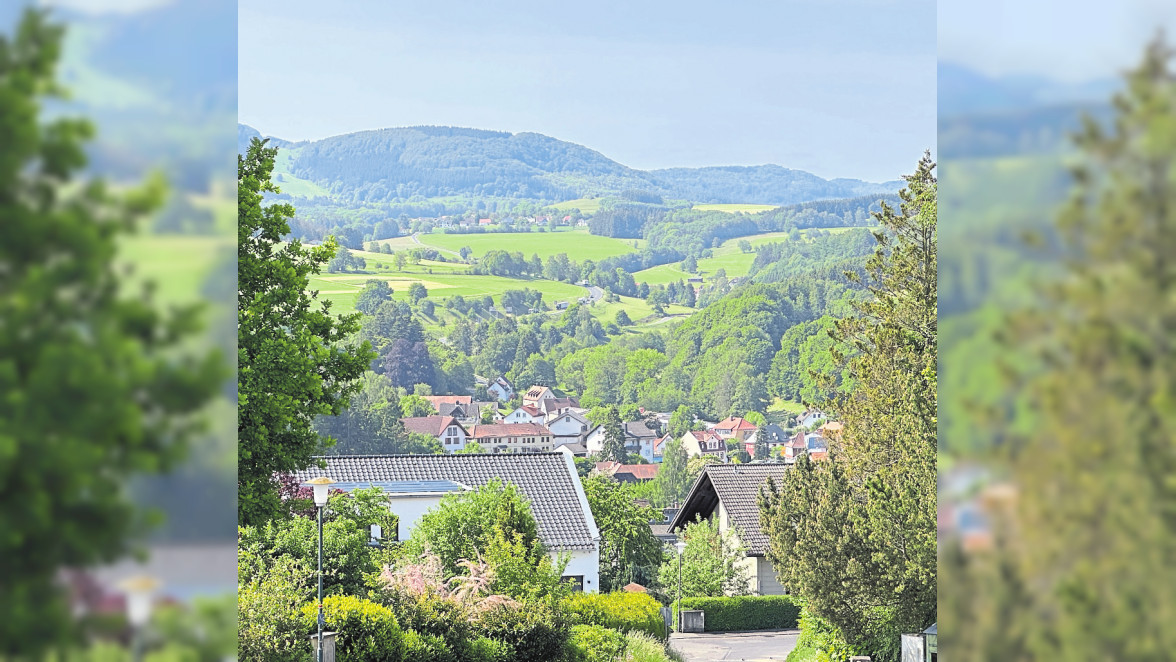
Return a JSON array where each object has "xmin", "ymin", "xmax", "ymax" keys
[
  {"xmin": 797, "ymin": 408, "xmax": 827, "ymax": 428},
  {"xmin": 585, "ymin": 420, "xmax": 661, "ymax": 463},
  {"xmin": 503, "ymin": 405, "xmax": 545, "ymax": 425},
  {"xmin": 680, "ymin": 429, "xmax": 728, "ymax": 462},
  {"xmin": 470, "ymin": 423, "xmax": 553, "ymax": 453},
  {"xmin": 547, "ymin": 409, "xmax": 592, "ymax": 446},
  {"xmin": 292, "ymin": 453, "xmax": 601, "ymax": 592},
  {"xmin": 522, "ymin": 385, "xmax": 556, "ymax": 409},
  {"xmin": 400, "ymin": 416, "xmax": 470, "ymax": 453},
  {"xmin": 487, "ymin": 376, "xmax": 513, "ymax": 402},
  {"xmin": 669, "ymin": 464, "xmax": 790, "ymax": 595}
]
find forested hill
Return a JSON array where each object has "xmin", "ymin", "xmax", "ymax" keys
[
  {"xmin": 650, "ymin": 165, "xmax": 899, "ymax": 204},
  {"xmin": 238, "ymin": 123, "xmax": 898, "ymax": 205}
]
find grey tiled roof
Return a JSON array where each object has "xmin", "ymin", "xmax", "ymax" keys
[
  {"xmin": 291, "ymin": 453, "xmax": 597, "ymax": 551},
  {"xmin": 670, "ymin": 464, "xmax": 790, "ymax": 556}
]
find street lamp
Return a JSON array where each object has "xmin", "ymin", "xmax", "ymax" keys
[
  {"xmin": 118, "ymin": 575, "xmax": 158, "ymax": 662},
  {"xmin": 674, "ymin": 540, "xmax": 687, "ymax": 632},
  {"xmin": 304, "ymin": 476, "xmax": 336, "ymax": 662}
]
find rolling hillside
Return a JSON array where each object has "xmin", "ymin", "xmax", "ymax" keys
[{"xmin": 239, "ymin": 123, "xmax": 899, "ymax": 206}]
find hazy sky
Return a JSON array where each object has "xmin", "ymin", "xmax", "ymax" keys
[
  {"xmin": 239, "ymin": 0, "xmax": 936, "ymax": 182},
  {"xmin": 940, "ymin": 0, "xmax": 1176, "ymax": 82}
]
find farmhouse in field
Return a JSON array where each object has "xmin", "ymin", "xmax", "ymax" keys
[
  {"xmin": 292, "ymin": 453, "xmax": 601, "ymax": 592},
  {"xmin": 669, "ymin": 464, "xmax": 790, "ymax": 595},
  {"xmin": 399, "ymin": 415, "xmax": 470, "ymax": 453}
]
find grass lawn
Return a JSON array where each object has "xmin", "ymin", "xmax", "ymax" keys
[
  {"xmin": 271, "ymin": 148, "xmax": 331, "ymax": 198},
  {"xmin": 692, "ymin": 203, "xmax": 779, "ymax": 213},
  {"xmin": 414, "ymin": 228, "xmax": 638, "ymax": 261},
  {"xmin": 632, "ymin": 263, "xmax": 692, "ymax": 286},
  {"xmin": 309, "ymin": 268, "xmax": 588, "ymax": 316},
  {"xmin": 587, "ymin": 296, "xmax": 693, "ymax": 327},
  {"xmin": 118, "ymin": 233, "xmax": 232, "ymax": 304}
]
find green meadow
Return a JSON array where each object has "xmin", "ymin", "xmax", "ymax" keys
[
  {"xmin": 550, "ymin": 197, "xmax": 604, "ymax": 214},
  {"xmin": 411, "ymin": 228, "xmax": 639, "ymax": 261}
]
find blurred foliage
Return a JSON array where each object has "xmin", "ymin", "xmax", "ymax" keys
[
  {"xmin": 941, "ymin": 37, "xmax": 1176, "ymax": 660},
  {"xmin": 0, "ymin": 8, "xmax": 223, "ymax": 655}
]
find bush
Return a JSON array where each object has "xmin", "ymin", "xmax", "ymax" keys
[
  {"xmin": 378, "ymin": 589, "xmax": 473, "ymax": 658},
  {"xmin": 465, "ymin": 636, "xmax": 510, "ymax": 662},
  {"xmin": 563, "ymin": 592, "xmax": 666, "ymax": 640},
  {"xmin": 623, "ymin": 632, "xmax": 675, "ymax": 662},
  {"xmin": 674, "ymin": 595, "xmax": 801, "ymax": 632},
  {"xmin": 238, "ymin": 556, "xmax": 313, "ymax": 662},
  {"xmin": 300, "ymin": 595, "xmax": 403, "ymax": 662},
  {"xmin": 566, "ymin": 624, "xmax": 627, "ymax": 662},
  {"xmin": 472, "ymin": 601, "xmax": 569, "ymax": 662},
  {"xmin": 403, "ymin": 629, "xmax": 454, "ymax": 662}
]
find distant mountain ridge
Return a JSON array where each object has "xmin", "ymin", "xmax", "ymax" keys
[{"xmin": 239, "ymin": 123, "xmax": 900, "ymax": 206}]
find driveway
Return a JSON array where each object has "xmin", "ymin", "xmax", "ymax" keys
[{"xmin": 670, "ymin": 629, "xmax": 800, "ymax": 662}]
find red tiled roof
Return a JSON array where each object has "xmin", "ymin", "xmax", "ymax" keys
[
  {"xmin": 715, "ymin": 416, "xmax": 758, "ymax": 432},
  {"xmin": 424, "ymin": 395, "xmax": 472, "ymax": 409},
  {"xmin": 401, "ymin": 416, "xmax": 463, "ymax": 437},
  {"xmin": 614, "ymin": 464, "xmax": 659, "ymax": 481},
  {"xmin": 471, "ymin": 423, "xmax": 551, "ymax": 438}
]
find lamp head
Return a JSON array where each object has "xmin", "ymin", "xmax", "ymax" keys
[
  {"xmin": 118, "ymin": 575, "xmax": 159, "ymax": 628},
  {"xmin": 675, "ymin": 540, "xmax": 687, "ymax": 555},
  {"xmin": 304, "ymin": 476, "xmax": 336, "ymax": 507}
]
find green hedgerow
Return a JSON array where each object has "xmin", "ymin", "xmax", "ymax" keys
[
  {"xmin": 563, "ymin": 591, "xmax": 666, "ymax": 640},
  {"xmin": 300, "ymin": 595, "xmax": 403, "ymax": 662}
]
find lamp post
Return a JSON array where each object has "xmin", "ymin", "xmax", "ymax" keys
[
  {"xmin": 118, "ymin": 575, "xmax": 158, "ymax": 662},
  {"xmin": 674, "ymin": 540, "xmax": 686, "ymax": 632},
  {"xmin": 305, "ymin": 477, "xmax": 336, "ymax": 662}
]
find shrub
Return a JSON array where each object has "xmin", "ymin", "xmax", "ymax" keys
[
  {"xmin": 378, "ymin": 588, "xmax": 474, "ymax": 657},
  {"xmin": 566, "ymin": 624, "xmax": 627, "ymax": 662},
  {"xmin": 464, "ymin": 636, "xmax": 510, "ymax": 662},
  {"xmin": 472, "ymin": 601, "xmax": 569, "ymax": 662},
  {"xmin": 674, "ymin": 595, "xmax": 801, "ymax": 632},
  {"xmin": 300, "ymin": 595, "xmax": 403, "ymax": 662},
  {"xmin": 563, "ymin": 591, "xmax": 665, "ymax": 640},
  {"xmin": 238, "ymin": 556, "xmax": 313, "ymax": 662},
  {"xmin": 624, "ymin": 631, "xmax": 675, "ymax": 662},
  {"xmin": 402, "ymin": 629, "xmax": 454, "ymax": 662}
]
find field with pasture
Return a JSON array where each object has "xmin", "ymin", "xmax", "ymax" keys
[
  {"xmin": 549, "ymin": 197, "xmax": 604, "ymax": 214},
  {"xmin": 409, "ymin": 228, "xmax": 641, "ymax": 261},
  {"xmin": 633, "ymin": 227, "xmax": 862, "ymax": 285},
  {"xmin": 308, "ymin": 262, "xmax": 589, "ymax": 317}
]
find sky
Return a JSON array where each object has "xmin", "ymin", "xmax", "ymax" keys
[
  {"xmin": 940, "ymin": 0, "xmax": 1176, "ymax": 82},
  {"xmin": 238, "ymin": 0, "xmax": 936, "ymax": 183}
]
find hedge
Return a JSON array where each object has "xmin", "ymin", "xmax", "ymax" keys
[
  {"xmin": 563, "ymin": 591, "xmax": 665, "ymax": 640},
  {"xmin": 673, "ymin": 595, "xmax": 802, "ymax": 632},
  {"xmin": 566, "ymin": 624, "xmax": 628, "ymax": 662},
  {"xmin": 300, "ymin": 595, "xmax": 404, "ymax": 662}
]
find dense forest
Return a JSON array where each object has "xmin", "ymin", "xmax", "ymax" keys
[{"xmin": 239, "ymin": 123, "xmax": 897, "ymax": 206}]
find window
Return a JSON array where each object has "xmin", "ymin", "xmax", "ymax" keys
[{"xmin": 563, "ymin": 575, "xmax": 584, "ymax": 592}]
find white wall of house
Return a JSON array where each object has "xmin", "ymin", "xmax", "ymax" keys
[
  {"xmin": 504, "ymin": 408, "xmax": 543, "ymax": 425},
  {"xmin": 549, "ymin": 414, "xmax": 589, "ymax": 439},
  {"xmin": 755, "ymin": 556, "xmax": 787, "ymax": 595},
  {"xmin": 562, "ymin": 548, "xmax": 601, "ymax": 593},
  {"xmin": 385, "ymin": 494, "xmax": 447, "ymax": 542},
  {"xmin": 488, "ymin": 382, "xmax": 512, "ymax": 402},
  {"xmin": 476, "ymin": 434, "xmax": 554, "ymax": 453},
  {"xmin": 440, "ymin": 424, "xmax": 468, "ymax": 452}
]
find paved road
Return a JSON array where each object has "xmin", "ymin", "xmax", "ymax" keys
[
  {"xmin": 587, "ymin": 285, "xmax": 604, "ymax": 302},
  {"xmin": 670, "ymin": 630, "xmax": 800, "ymax": 662}
]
